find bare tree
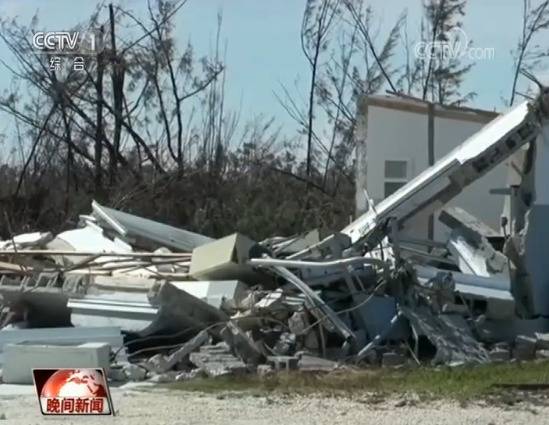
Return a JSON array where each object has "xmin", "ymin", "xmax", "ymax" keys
[
  {"xmin": 509, "ymin": 0, "xmax": 549, "ymax": 106},
  {"xmin": 419, "ymin": 0, "xmax": 475, "ymax": 105},
  {"xmin": 300, "ymin": 0, "xmax": 340, "ymax": 179}
]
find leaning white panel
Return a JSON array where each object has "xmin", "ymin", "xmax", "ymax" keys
[{"xmin": 343, "ymin": 101, "xmax": 536, "ymax": 246}]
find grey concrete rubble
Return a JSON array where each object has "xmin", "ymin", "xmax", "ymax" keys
[
  {"xmin": 145, "ymin": 329, "xmax": 209, "ymax": 374},
  {"xmin": 189, "ymin": 348, "xmax": 248, "ymax": 378},
  {"xmin": 267, "ymin": 355, "xmax": 299, "ymax": 371},
  {"xmin": 297, "ymin": 354, "xmax": 338, "ymax": 372},
  {"xmin": 535, "ymin": 332, "xmax": 549, "ymax": 349},
  {"xmin": 489, "ymin": 348, "xmax": 511, "ymax": 362},
  {"xmin": 0, "ymin": 87, "xmax": 549, "ymax": 385},
  {"xmin": 513, "ymin": 335, "xmax": 537, "ymax": 361},
  {"xmin": 382, "ymin": 352, "xmax": 407, "ymax": 368},
  {"xmin": 123, "ymin": 363, "xmax": 148, "ymax": 381}
]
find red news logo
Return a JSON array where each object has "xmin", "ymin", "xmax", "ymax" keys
[{"xmin": 32, "ymin": 368, "xmax": 114, "ymax": 416}]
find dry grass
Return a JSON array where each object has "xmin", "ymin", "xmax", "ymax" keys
[{"xmin": 164, "ymin": 360, "xmax": 549, "ymax": 402}]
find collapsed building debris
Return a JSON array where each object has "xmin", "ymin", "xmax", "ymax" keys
[{"xmin": 0, "ymin": 87, "xmax": 548, "ymax": 385}]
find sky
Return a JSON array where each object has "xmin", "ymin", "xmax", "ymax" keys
[{"xmin": 0, "ymin": 0, "xmax": 541, "ymax": 141}]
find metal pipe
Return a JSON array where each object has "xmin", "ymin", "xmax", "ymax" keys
[
  {"xmin": 0, "ymin": 250, "xmax": 191, "ymax": 258},
  {"xmin": 248, "ymin": 256, "xmax": 387, "ymax": 272}
]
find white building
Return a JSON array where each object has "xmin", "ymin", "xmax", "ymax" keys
[{"xmin": 355, "ymin": 95, "xmax": 506, "ymax": 241}]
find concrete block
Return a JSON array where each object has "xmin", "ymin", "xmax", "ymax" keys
[
  {"xmin": 189, "ymin": 233, "xmax": 270, "ymax": 284},
  {"xmin": 0, "ymin": 327, "xmax": 122, "ymax": 361},
  {"xmin": 3, "ymin": 342, "xmax": 110, "ymax": 384},
  {"xmin": 267, "ymin": 356, "xmax": 299, "ymax": 371}
]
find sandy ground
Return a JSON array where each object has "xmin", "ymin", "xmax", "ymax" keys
[{"xmin": 0, "ymin": 384, "xmax": 547, "ymax": 425}]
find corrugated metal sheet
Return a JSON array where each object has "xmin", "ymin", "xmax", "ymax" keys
[{"xmin": 91, "ymin": 201, "xmax": 214, "ymax": 252}]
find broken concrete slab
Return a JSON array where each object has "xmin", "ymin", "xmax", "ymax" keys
[
  {"xmin": 145, "ymin": 354, "xmax": 170, "ymax": 374},
  {"xmin": 146, "ymin": 329, "xmax": 209, "ymax": 374},
  {"xmin": 3, "ymin": 342, "xmax": 110, "ymax": 384},
  {"xmin": 189, "ymin": 351, "xmax": 248, "ymax": 378},
  {"xmin": 124, "ymin": 363, "xmax": 148, "ymax": 381},
  {"xmin": 147, "ymin": 281, "xmax": 228, "ymax": 336},
  {"xmin": 297, "ymin": 354, "xmax": 338, "ymax": 372},
  {"xmin": 0, "ymin": 326, "xmax": 123, "ymax": 362},
  {"xmin": 68, "ymin": 292, "xmax": 158, "ymax": 333},
  {"xmin": 108, "ymin": 365, "xmax": 127, "ymax": 382},
  {"xmin": 439, "ymin": 207, "xmax": 500, "ymax": 239},
  {"xmin": 220, "ymin": 321, "xmax": 264, "ymax": 365},
  {"xmin": 166, "ymin": 329, "xmax": 209, "ymax": 365}
]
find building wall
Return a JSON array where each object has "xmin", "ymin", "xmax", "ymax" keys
[{"xmin": 359, "ymin": 99, "xmax": 508, "ymax": 241}]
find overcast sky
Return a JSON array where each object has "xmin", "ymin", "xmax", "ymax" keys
[{"xmin": 0, "ymin": 0, "xmax": 540, "ymax": 138}]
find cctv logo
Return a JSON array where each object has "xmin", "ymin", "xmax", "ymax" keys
[{"xmin": 32, "ymin": 32, "xmax": 99, "ymax": 55}]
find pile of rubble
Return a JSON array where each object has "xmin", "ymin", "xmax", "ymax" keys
[{"xmin": 0, "ymin": 88, "xmax": 549, "ymax": 385}]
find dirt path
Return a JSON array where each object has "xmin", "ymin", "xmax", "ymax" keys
[{"xmin": 0, "ymin": 385, "xmax": 545, "ymax": 425}]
